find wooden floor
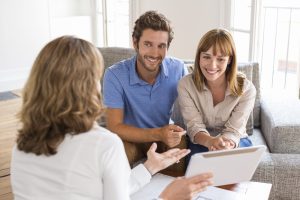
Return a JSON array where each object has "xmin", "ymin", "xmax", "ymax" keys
[{"xmin": 0, "ymin": 91, "xmax": 22, "ymax": 200}]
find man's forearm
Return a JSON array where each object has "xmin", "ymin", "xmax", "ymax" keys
[{"xmin": 108, "ymin": 123, "xmax": 162, "ymax": 143}]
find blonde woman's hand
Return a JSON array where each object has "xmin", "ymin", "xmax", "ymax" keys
[
  {"xmin": 159, "ymin": 172, "xmax": 213, "ymax": 200},
  {"xmin": 144, "ymin": 143, "xmax": 190, "ymax": 175}
]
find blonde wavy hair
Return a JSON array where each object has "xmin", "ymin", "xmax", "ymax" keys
[
  {"xmin": 193, "ymin": 28, "xmax": 245, "ymax": 96},
  {"xmin": 17, "ymin": 36, "xmax": 103, "ymax": 156}
]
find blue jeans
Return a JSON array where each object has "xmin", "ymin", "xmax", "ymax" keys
[{"xmin": 186, "ymin": 137, "xmax": 252, "ymax": 167}]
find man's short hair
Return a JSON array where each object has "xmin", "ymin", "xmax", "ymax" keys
[{"xmin": 132, "ymin": 10, "xmax": 174, "ymax": 47}]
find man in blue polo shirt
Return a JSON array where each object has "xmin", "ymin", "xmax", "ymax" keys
[{"xmin": 103, "ymin": 11, "xmax": 187, "ymax": 165}]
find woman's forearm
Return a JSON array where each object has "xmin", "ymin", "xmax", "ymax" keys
[{"xmin": 194, "ymin": 132, "xmax": 212, "ymax": 148}]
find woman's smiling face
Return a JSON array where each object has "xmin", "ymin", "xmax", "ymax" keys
[{"xmin": 199, "ymin": 46, "xmax": 231, "ymax": 83}]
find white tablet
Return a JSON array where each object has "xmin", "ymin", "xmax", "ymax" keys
[{"xmin": 185, "ymin": 145, "xmax": 266, "ymax": 186}]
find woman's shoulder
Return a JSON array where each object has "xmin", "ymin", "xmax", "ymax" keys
[
  {"xmin": 243, "ymin": 78, "xmax": 255, "ymax": 91},
  {"xmin": 178, "ymin": 74, "xmax": 199, "ymax": 94},
  {"xmin": 179, "ymin": 73, "xmax": 193, "ymax": 84},
  {"xmin": 237, "ymin": 76, "xmax": 256, "ymax": 97},
  {"xmin": 85, "ymin": 125, "xmax": 123, "ymax": 146}
]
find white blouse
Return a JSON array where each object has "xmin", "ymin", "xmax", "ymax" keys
[{"xmin": 11, "ymin": 125, "xmax": 151, "ymax": 200}]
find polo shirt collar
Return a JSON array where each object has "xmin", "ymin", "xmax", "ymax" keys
[
  {"xmin": 161, "ymin": 59, "xmax": 169, "ymax": 77},
  {"xmin": 129, "ymin": 56, "xmax": 169, "ymax": 85}
]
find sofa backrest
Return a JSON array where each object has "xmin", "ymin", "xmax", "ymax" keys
[
  {"xmin": 98, "ymin": 47, "xmax": 136, "ymax": 69},
  {"xmin": 238, "ymin": 62, "xmax": 261, "ymax": 127},
  {"xmin": 98, "ymin": 46, "xmax": 135, "ymax": 91}
]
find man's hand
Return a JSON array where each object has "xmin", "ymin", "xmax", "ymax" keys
[
  {"xmin": 159, "ymin": 125, "xmax": 186, "ymax": 147},
  {"xmin": 143, "ymin": 143, "xmax": 190, "ymax": 175},
  {"xmin": 159, "ymin": 173, "xmax": 213, "ymax": 200},
  {"xmin": 208, "ymin": 135, "xmax": 235, "ymax": 151}
]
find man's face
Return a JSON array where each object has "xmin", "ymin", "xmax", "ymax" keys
[{"xmin": 133, "ymin": 29, "xmax": 168, "ymax": 74}]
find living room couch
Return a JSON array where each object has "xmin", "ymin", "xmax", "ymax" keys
[{"xmin": 98, "ymin": 47, "xmax": 300, "ymax": 200}]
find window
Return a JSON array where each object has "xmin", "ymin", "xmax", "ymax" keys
[
  {"xmin": 95, "ymin": 0, "xmax": 130, "ymax": 47},
  {"xmin": 230, "ymin": 0, "xmax": 300, "ymax": 99},
  {"xmin": 230, "ymin": 0, "xmax": 253, "ymax": 62},
  {"xmin": 49, "ymin": 0, "xmax": 131, "ymax": 48}
]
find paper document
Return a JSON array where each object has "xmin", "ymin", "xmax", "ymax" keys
[
  {"xmin": 193, "ymin": 186, "xmax": 245, "ymax": 200},
  {"xmin": 131, "ymin": 173, "xmax": 246, "ymax": 200},
  {"xmin": 131, "ymin": 173, "xmax": 172, "ymax": 200}
]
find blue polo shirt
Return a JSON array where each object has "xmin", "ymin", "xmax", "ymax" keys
[{"xmin": 103, "ymin": 55, "xmax": 187, "ymax": 128}]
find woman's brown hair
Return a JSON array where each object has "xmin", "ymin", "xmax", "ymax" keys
[
  {"xmin": 193, "ymin": 28, "xmax": 245, "ymax": 96},
  {"xmin": 17, "ymin": 36, "xmax": 104, "ymax": 156}
]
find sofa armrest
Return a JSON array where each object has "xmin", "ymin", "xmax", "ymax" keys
[
  {"xmin": 260, "ymin": 96, "xmax": 300, "ymax": 153},
  {"xmin": 252, "ymin": 153, "xmax": 300, "ymax": 200}
]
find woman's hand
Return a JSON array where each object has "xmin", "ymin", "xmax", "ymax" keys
[
  {"xmin": 208, "ymin": 136, "xmax": 235, "ymax": 151},
  {"xmin": 159, "ymin": 172, "xmax": 213, "ymax": 200},
  {"xmin": 143, "ymin": 143, "xmax": 190, "ymax": 175}
]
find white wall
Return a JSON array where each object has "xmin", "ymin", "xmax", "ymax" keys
[
  {"xmin": 137, "ymin": 0, "xmax": 225, "ymax": 60},
  {"xmin": 0, "ymin": 0, "xmax": 94, "ymax": 92},
  {"xmin": 0, "ymin": 0, "xmax": 50, "ymax": 92},
  {"xmin": 49, "ymin": 0, "xmax": 94, "ymax": 42}
]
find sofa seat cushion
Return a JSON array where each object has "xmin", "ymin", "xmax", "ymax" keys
[
  {"xmin": 260, "ymin": 95, "xmax": 300, "ymax": 153},
  {"xmin": 249, "ymin": 129, "xmax": 270, "ymax": 153}
]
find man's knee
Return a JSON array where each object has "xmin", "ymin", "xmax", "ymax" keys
[{"xmin": 123, "ymin": 141, "xmax": 145, "ymax": 167}]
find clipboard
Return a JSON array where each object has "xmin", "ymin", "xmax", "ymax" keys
[{"xmin": 185, "ymin": 145, "xmax": 266, "ymax": 186}]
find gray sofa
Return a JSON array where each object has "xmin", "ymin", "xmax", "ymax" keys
[
  {"xmin": 98, "ymin": 47, "xmax": 300, "ymax": 200},
  {"xmin": 237, "ymin": 63, "xmax": 300, "ymax": 200}
]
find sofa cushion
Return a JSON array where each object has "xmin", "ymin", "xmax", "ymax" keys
[
  {"xmin": 238, "ymin": 63, "xmax": 254, "ymax": 135},
  {"xmin": 251, "ymin": 63, "xmax": 261, "ymax": 127},
  {"xmin": 249, "ymin": 129, "xmax": 270, "ymax": 152},
  {"xmin": 238, "ymin": 63, "xmax": 261, "ymax": 128},
  {"xmin": 98, "ymin": 47, "xmax": 136, "ymax": 69},
  {"xmin": 260, "ymin": 95, "xmax": 300, "ymax": 153}
]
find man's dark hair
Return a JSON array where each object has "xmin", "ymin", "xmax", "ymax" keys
[{"xmin": 132, "ymin": 10, "xmax": 174, "ymax": 47}]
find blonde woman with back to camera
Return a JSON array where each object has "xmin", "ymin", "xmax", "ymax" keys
[{"xmin": 10, "ymin": 36, "xmax": 212, "ymax": 200}]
